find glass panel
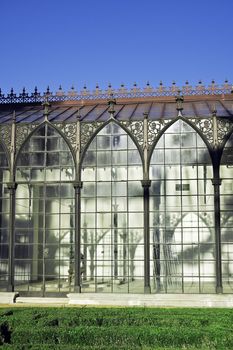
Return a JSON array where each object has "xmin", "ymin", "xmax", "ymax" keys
[
  {"xmin": 81, "ymin": 122, "xmax": 143, "ymax": 293},
  {"xmin": 150, "ymin": 120, "xmax": 214, "ymax": 294},
  {"xmin": 0, "ymin": 144, "xmax": 9, "ymax": 291},
  {"xmin": 14, "ymin": 125, "xmax": 75, "ymax": 294},
  {"xmin": 221, "ymin": 133, "xmax": 233, "ymax": 292}
]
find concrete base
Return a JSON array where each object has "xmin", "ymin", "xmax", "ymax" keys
[
  {"xmin": 67, "ymin": 293, "xmax": 233, "ymax": 308},
  {"xmin": 16, "ymin": 297, "xmax": 68, "ymax": 306},
  {"xmin": 0, "ymin": 292, "xmax": 19, "ymax": 304}
]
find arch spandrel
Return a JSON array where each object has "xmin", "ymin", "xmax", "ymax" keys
[
  {"xmin": 219, "ymin": 119, "xmax": 233, "ymax": 149},
  {"xmin": 149, "ymin": 118, "xmax": 212, "ymax": 164},
  {"xmin": 80, "ymin": 121, "xmax": 105, "ymax": 153},
  {"xmin": 148, "ymin": 119, "xmax": 172, "ymax": 148},
  {"xmin": 16, "ymin": 123, "xmax": 75, "ymax": 182},
  {"xmin": 0, "ymin": 124, "xmax": 12, "ymax": 155},
  {"xmin": 80, "ymin": 120, "xmax": 143, "ymax": 167},
  {"xmin": 53, "ymin": 121, "xmax": 77, "ymax": 153},
  {"xmin": 119, "ymin": 120, "xmax": 144, "ymax": 150},
  {"xmin": 16, "ymin": 123, "xmax": 39, "ymax": 153},
  {"xmin": 16, "ymin": 123, "xmax": 76, "ymax": 165}
]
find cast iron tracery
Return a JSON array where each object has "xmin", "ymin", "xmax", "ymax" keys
[{"xmin": 0, "ymin": 83, "xmax": 233, "ymax": 296}]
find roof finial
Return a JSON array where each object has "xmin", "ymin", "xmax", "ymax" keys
[
  {"xmin": 176, "ymin": 89, "xmax": 184, "ymax": 117},
  {"xmin": 42, "ymin": 94, "xmax": 50, "ymax": 122},
  {"xmin": 108, "ymin": 93, "xmax": 116, "ymax": 119}
]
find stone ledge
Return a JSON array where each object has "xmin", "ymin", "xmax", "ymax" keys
[
  {"xmin": 67, "ymin": 293, "xmax": 233, "ymax": 308},
  {"xmin": 0, "ymin": 292, "xmax": 19, "ymax": 304}
]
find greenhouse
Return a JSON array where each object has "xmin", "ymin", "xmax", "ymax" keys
[{"xmin": 0, "ymin": 82, "xmax": 233, "ymax": 296}]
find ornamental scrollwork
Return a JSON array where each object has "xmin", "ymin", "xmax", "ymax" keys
[
  {"xmin": 0, "ymin": 124, "xmax": 12, "ymax": 153},
  {"xmin": 80, "ymin": 121, "xmax": 104, "ymax": 152},
  {"xmin": 217, "ymin": 118, "xmax": 233, "ymax": 146},
  {"xmin": 16, "ymin": 123, "xmax": 38, "ymax": 152},
  {"xmin": 120, "ymin": 120, "xmax": 144, "ymax": 150},
  {"xmin": 148, "ymin": 119, "xmax": 172, "ymax": 147},
  {"xmin": 54, "ymin": 122, "xmax": 77, "ymax": 152},
  {"xmin": 189, "ymin": 118, "xmax": 213, "ymax": 146}
]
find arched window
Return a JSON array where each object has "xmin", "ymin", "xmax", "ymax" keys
[
  {"xmin": 81, "ymin": 122, "xmax": 143, "ymax": 293},
  {"xmin": 15, "ymin": 124, "xmax": 75, "ymax": 295},
  {"xmin": 150, "ymin": 120, "xmax": 214, "ymax": 293},
  {"xmin": 0, "ymin": 143, "xmax": 10, "ymax": 290},
  {"xmin": 220, "ymin": 133, "xmax": 233, "ymax": 292}
]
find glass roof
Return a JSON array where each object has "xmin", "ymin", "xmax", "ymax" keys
[{"xmin": 0, "ymin": 97, "xmax": 232, "ymax": 124}]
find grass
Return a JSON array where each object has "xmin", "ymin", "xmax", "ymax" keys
[{"xmin": 0, "ymin": 307, "xmax": 233, "ymax": 349}]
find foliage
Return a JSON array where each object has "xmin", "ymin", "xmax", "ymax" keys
[{"xmin": 0, "ymin": 307, "xmax": 233, "ymax": 349}]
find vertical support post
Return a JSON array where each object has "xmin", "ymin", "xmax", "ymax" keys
[
  {"xmin": 142, "ymin": 112, "xmax": 151, "ymax": 293},
  {"xmin": 211, "ymin": 109, "xmax": 223, "ymax": 293},
  {"xmin": 74, "ymin": 181, "xmax": 83, "ymax": 292},
  {"xmin": 73, "ymin": 110, "xmax": 82, "ymax": 292},
  {"xmin": 212, "ymin": 172, "xmax": 223, "ymax": 293},
  {"xmin": 7, "ymin": 183, "xmax": 17, "ymax": 292},
  {"xmin": 141, "ymin": 179, "xmax": 151, "ymax": 293},
  {"xmin": 7, "ymin": 111, "xmax": 17, "ymax": 292}
]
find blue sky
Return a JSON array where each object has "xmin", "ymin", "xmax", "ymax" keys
[{"xmin": 1, "ymin": 0, "xmax": 233, "ymax": 94}]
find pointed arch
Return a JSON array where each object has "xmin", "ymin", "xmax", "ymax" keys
[
  {"xmin": 80, "ymin": 119, "xmax": 144, "ymax": 173},
  {"xmin": 14, "ymin": 121, "xmax": 76, "ymax": 295},
  {"xmin": 15, "ymin": 121, "xmax": 76, "ymax": 169},
  {"xmin": 220, "ymin": 130, "xmax": 233, "ymax": 292},
  {"xmin": 148, "ymin": 117, "xmax": 212, "ymax": 165},
  {"xmin": 80, "ymin": 120, "xmax": 144, "ymax": 293},
  {"xmin": 149, "ymin": 117, "xmax": 215, "ymax": 293}
]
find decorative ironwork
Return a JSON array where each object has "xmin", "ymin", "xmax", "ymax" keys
[
  {"xmin": 54, "ymin": 122, "xmax": 77, "ymax": 152},
  {"xmin": 148, "ymin": 119, "xmax": 172, "ymax": 147},
  {"xmin": 0, "ymin": 82, "xmax": 232, "ymax": 104},
  {"xmin": 80, "ymin": 121, "xmax": 104, "ymax": 152},
  {"xmin": 15, "ymin": 124, "xmax": 38, "ymax": 152},
  {"xmin": 189, "ymin": 118, "xmax": 214, "ymax": 146},
  {"xmin": 120, "ymin": 120, "xmax": 144, "ymax": 149},
  {"xmin": 217, "ymin": 118, "xmax": 233, "ymax": 145},
  {"xmin": 0, "ymin": 124, "xmax": 12, "ymax": 153}
]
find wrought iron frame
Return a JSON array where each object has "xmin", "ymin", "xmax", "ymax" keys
[{"xmin": 0, "ymin": 92, "xmax": 233, "ymax": 295}]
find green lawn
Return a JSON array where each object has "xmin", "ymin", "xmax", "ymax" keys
[{"xmin": 0, "ymin": 307, "xmax": 233, "ymax": 349}]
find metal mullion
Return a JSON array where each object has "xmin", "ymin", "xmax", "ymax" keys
[
  {"xmin": 42, "ymin": 124, "xmax": 48, "ymax": 295},
  {"xmin": 219, "ymin": 100, "xmax": 232, "ymax": 117},
  {"xmin": 146, "ymin": 102, "xmax": 153, "ymax": 119},
  {"xmin": 196, "ymin": 133, "xmax": 201, "ymax": 293},
  {"xmin": 58, "ymin": 173, "xmax": 61, "ymax": 292},
  {"xmin": 80, "ymin": 104, "xmax": 98, "ymax": 121},
  {"xmin": 49, "ymin": 107, "xmax": 73, "ymax": 122},
  {"xmin": 63, "ymin": 106, "xmax": 85, "ymax": 122},
  {"xmin": 95, "ymin": 106, "xmax": 109, "ymax": 121},
  {"xmin": 180, "ymin": 122, "xmax": 184, "ymax": 294},
  {"xmin": 15, "ymin": 108, "xmax": 44, "ymax": 123},
  {"xmin": 128, "ymin": 104, "xmax": 139, "ymax": 121},
  {"xmin": 205, "ymin": 101, "xmax": 214, "ymax": 115},
  {"xmin": 42, "ymin": 184, "xmax": 46, "ymax": 296},
  {"xmin": 110, "ymin": 129, "xmax": 113, "ymax": 292},
  {"xmin": 191, "ymin": 102, "xmax": 200, "ymax": 118},
  {"xmin": 95, "ymin": 144, "xmax": 97, "ymax": 293},
  {"xmin": 126, "ymin": 133, "xmax": 129, "ymax": 293},
  {"xmin": 3, "ymin": 108, "xmax": 38, "ymax": 123},
  {"xmin": 164, "ymin": 137, "xmax": 168, "ymax": 293},
  {"xmin": 112, "ymin": 104, "xmax": 125, "ymax": 120},
  {"xmin": 160, "ymin": 103, "xmax": 166, "ymax": 119}
]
